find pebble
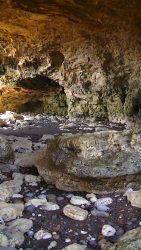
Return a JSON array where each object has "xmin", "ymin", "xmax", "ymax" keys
[
  {"xmin": 25, "ymin": 198, "xmax": 48, "ymax": 207},
  {"xmin": 27, "ymin": 230, "xmax": 34, "ymax": 238},
  {"xmin": 34, "ymin": 230, "xmax": 52, "ymax": 240},
  {"xmin": 57, "ymin": 196, "xmax": 64, "ymax": 201},
  {"xmin": 65, "ymin": 238, "xmax": 71, "ymax": 243},
  {"xmin": 12, "ymin": 194, "xmax": 23, "ymax": 199},
  {"xmin": 96, "ymin": 204, "xmax": 110, "ymax": 212},
  {"xmin": 42, "ymin": 202, "xmax": 60, "ymax": 211},
  {"xmin": 38, "ymin": 194, "xmax": 47, "ymax": 200},
  {"xmin": 63, "ymin": 204, "xmax": 88, "ymax": 221},
  {"xmin": 47, "ymin": 194, "xmax": 57, "ymax": 203},
  {"xmin": 24, "ymin": 192, "xmax": 34, "ymax": 198},
  {"xmin": 48, "ymin": 241, "xmax": 57, "ymax": 249},
  {"xmin": 86, "ymin": 193, "xmax": 97, "ymax": 202},
  {"xmin": 95, "ymin": 197, "xmax": 113, "ymax": 207},
  {"xmin": 127, "ymin": 190, "xmax": 141, "ymax": 208},
  {"xmin": 81, "ymin": 230, "xmax": 87, "ymax": 234},
  {"xmin": 70, "ymin": 196, "xmax": 89, "ymax": 206},
  {"xmin": 101, "ymin": 224, "xmax": 116, "ymax": 237},
  {"xmin": 24, "ymin": 205, "xmax": 36, "ymax": 214},
  {"xmin": 91, "ymin": 209, "xmax": 109, "ymax": 217}
]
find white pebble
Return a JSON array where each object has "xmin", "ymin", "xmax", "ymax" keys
[
  {"xmin": 81, "ymin": 230, "xmax": 87, "ymax": 234},
  {"xmin": 48, "ymin": 241, "xmax": 57, "ymax": 249},
  {"xmin": 102, "ymin": 225, "xmax": 116, "ymax": 237},
  {"xmin": 65, "ymin": 238, "xmax": 71, "ymax": 243},
  {"xmin": 86, "ymin": 193, "xmax": 97, "ymax": 202},
  {"xmin": 34, "ymin": 229, "xmax": 52, "ymax": 240},
  {"xmin": 95, "ymin": 197, "xmax": 112, "ymax": 207},
  {"xmin": 70, "ymin": 196, "xmax": 89, "ymax": 206}
]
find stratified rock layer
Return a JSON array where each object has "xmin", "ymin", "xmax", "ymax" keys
[
  {"xmin": 0, "ymin": 1, "xmax": 141, "ymax": 121},
  {"xmin": 36, "ymin": 129, "xmax": 141, "ymax": 193}
]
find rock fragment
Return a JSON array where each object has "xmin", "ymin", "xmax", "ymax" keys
[
  {"xmin": 63, "ymin": 204, "xmax": 88, "ymax": 221},
  {"xmin": 34, "ymin": 230, "xmax": 52, "ymax": 240},
  {"xmin": 102, "ymin": 225, "xmax": 116, "ymax": 237},
  {"xmin": 127, "ymin": 190, "xmax": 141, "ymax": 208},
  {"xmin": 0, "ymin": 201, "xmax": 24, "ymax": 222},
  {"xmin": 70, "ymin": 196, "xmax": 89, "ymax": 206}
]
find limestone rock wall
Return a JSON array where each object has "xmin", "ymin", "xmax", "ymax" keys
[{"xmin": 0, "ymin": 0, "xmax": 141, "ymax": 121}]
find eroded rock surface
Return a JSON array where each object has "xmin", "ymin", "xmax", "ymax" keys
[
  {"xmin": 100, "ymin": 227, "xmax": 141, "ymax": 250},
  {"xmin": 36, "ymin": 129, "xmax": 141, "ymax": 193},
  {"xmin": 0, "ymin": 1, "xmax": 141, "ymax": 121}
]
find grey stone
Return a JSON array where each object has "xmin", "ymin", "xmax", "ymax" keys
[
  {"xmin": 0, "ymin": 137, "xmax": 14, "ymax": 164},
  {"xmin": 127, "ymin": 190, "xmax": 141, "ymax": 208}
]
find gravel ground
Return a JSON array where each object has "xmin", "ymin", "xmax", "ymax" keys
[{"xmin": 0, "ymin": 112, "xmax": 140, "ymax": 250}]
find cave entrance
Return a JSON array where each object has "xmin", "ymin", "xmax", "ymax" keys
[
  {"xmin": 0, "ymin": 76, "xmax": 68, "ymax": 116},
  {"xmin": 18, "ymin": 75, "xmax": 68, "ymax": 115}
]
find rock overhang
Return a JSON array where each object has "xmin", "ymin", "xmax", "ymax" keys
[{"xmin": 0, "ymin": 1, "xmax": 141, "ymax": 120}]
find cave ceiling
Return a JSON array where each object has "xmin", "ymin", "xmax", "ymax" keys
[{"xmin": 0, "ymin": 1, "xmax": 141, "ymax": 119}]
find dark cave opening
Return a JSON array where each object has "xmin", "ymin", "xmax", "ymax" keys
[
  {"xmin": 0, "ymin": 75, "xmax": 68, "ymax": 115},
  {"xmin": 17, "ymin": 75, "xmax": 61, "ymax": 91}
]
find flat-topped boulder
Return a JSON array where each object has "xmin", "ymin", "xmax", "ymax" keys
[{"xmin": 36, "ymin": 129, "xmax": 141, "ymax": 193}]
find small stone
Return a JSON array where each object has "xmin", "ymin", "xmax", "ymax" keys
[
  {"xmin": 25, "ymin": 175, "xmax": 41, "ymax": 184},
  {"xmin": 0, "ymin": 201, "xmax": 24, "ymax": 222},
  {"xmin": 25, "ymin": 198, "xmax": 48, "ymax": 207},
  {"xmin": 95, "ymin": 197, "xmax": 113, "ymax": 207},
  {"xmin": 7, "ymin": 218, "xmax": 33, "ymax": 233},
  {"xmin": 47, "ymin": 194, "xmax": 57, "ymax": 203},
  {"xmin": 24, "ymin": 192, "xmax": 34, "ymax": 198},
  {"xmin": 48, "ymin": 241, "xmax": 57, "ymax": 249},
  {"xmin": 57, "ymin": 196, "xmax": 64, "ymax": 202},
  {"xmin": 38, "ymin": 194, "xmax": 47, "ymax": 200},
  {"xmin": 96, "ymin": 204, "xmax": 110, "ymax": 212},
  {"xmin": 70, "ymin": 196, "xmax": 89, "ymax": 206},
  {"xmin": 53, "ymin": 233, "xmax": 60, "ymax": 240},
  {"xmin": 63, "ymin": 204, "xmax": 88, "ymax": 221},
  {"xmin": 102, "ymin": 224, "xmax": 116, "ymax": 237},
  {"xmin": 65, "ymin": 238, "xmax": 71, "ymax": 243},
  {"xmin": 41, "ymin": 134, "xmax": 54, "ymax": 141},
  {"xmin": 91, "ymin": 209, "xmax": 109, "ymax": 217},
  {"xmin": 81, "ymin": 230, "xmax": 87, "ymax": 234},
  {"xmin": 12, "ymin": 194, "xmax": 23, "ymax": 199},
  {"xmin": 86, "ymin": 193, "xmax": 97, "ymax": 202},
  {"xmin": 42, "ymin": 202, "xmax": 60, "ymax": 211},
  {"xmin": 127, "ymin": 190, "xmax": 141, "ymax": 208},
  {"xmin": 27, "ymin": 230, "xmax": 34, "ymax": 238},
  {"xmin": 24, "ymin": 205, "xmax": 36, "ymax": 213},
  {"xmin": 34, "ymin": 230, "xmax": 52, "ymax": 240}
]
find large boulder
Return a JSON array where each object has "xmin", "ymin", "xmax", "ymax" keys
[
  {"xmin": 36, "ymin": 129, "xmax": 141, "ymax": 193},
  {"xmin": 100, "ymin": 227, "xmax": 141, "ymax": 250}
]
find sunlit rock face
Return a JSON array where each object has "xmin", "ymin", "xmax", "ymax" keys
[{"xmin": 0, "ymin": 0, "xmax": 141, "ymax": 120}]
